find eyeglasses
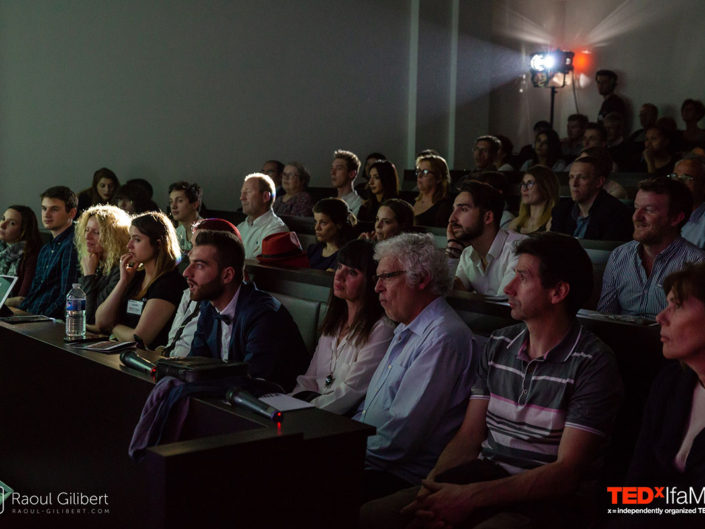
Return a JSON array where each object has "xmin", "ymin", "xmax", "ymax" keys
[
  {"xmin": 667, "ymin": 173, "xmax": 695, "ymax": 182},
  {"xmin": 373, "ymin": 270, "xmax": 406, "ymax": 283},
  {"xmin": 415, "ymin": 169, "xmax": 436, "ymax": 177},
  {"xmin": 520, "ymin": 181, "xmax": 537, "ymax": 190}
]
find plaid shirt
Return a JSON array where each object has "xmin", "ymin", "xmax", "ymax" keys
[{"xmin": 20, "ymin": 224, "xmax": 78, "ymax": 318}]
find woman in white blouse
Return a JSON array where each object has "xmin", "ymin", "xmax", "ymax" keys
[{"xmin": 292, "ymin": 239, "xmax": 394, "ymax": 414}]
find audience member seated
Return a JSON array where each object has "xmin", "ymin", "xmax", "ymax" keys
[
  {"xmin": 627, "ymin": 103, "xmax": 658, "ymax": 147},
  {"xmin": 446, "ymin": 181, "xmax": 525, "ymax": 294},
  {"xmin": 260, "ymin": 159, "xmax": 284, "ymax": 197},
  {"xmin": 114, "ymin": 182, "xmax": 158, "ymax": 215},
  {"xmin": 506, "ymin": 165, "xmax": 559, "ymax": 234},
  {"xmin": 76, "ymin": 167, "xmax": 120, "ymax": 216},
  {"xmin": 515, "ymin": 120, "xmax": 551, "ymax": 168},
  {"xmin": 13, "ymin": 186, "xmax": 79, "ymax": 318},
  {"xmin": 471, "ymin": 171, "xmax": 515, "ymax": 228},
  {"xmin": 413, "ymin": 153, "xmax": 453, "ymax": 227},
  {"xmin": 159, "ymin": 218, "xmax": 241, "ymax": 358},
  {"xmin": 360, "ymin": 198, "xmax": 415, "ymax": 242},
  {"xmin": 598, "ymin": 177, "xmax": 705, "ymax": 318},
  {"xmin": 185, "ymin": 230, "xmax": 309, "ymax": 392},
  {"xmin": 361, "ymin": 233, "xmax": 623, "ymax": 529},
  {"xmin": 641, "ymin": 125, "xmax": 675, "ymax": 177},
  {"xmin": 356, "ymin": 152, "xmax": 386, "ymax": 197},
  {"xmin": 291, "ymin": 240, "xmax": 393, "ymax": 414},
  {"xmin": 596, "ymin": 68, "xmax": 627, "ymax": 122},
  {"xmin": 256, "ymin": 231, "xmax": 310, "ymax": 268},
  {"xmin": 604, "ymin": 112, "xmax": 640, "ymax": 171},
  {"xmin": 75, "ymin": 205, "xmax": 131, "ymax": 328},
  {"xmin": 237, "ymin": 172, "xmax": 288, "ymax": 259},
  {"xmin": 582, "ymin": 121, "xmax": 608, "ymax": 150},
  {"xmin": 519, "ymin": 128, "xmax": 567, "ymax": 172},
  {"xmin": 561, "ymin": 112, "xmax": 588, "ymax": 159},
  {"xmin": 575, "ymin": 146, "xmax": 627, "ymax": 199},
  {"xmin": 168, "ymin": 181, "xmax": 203, "ymax": 260},
  {"xmin": 680, "ymin": 98, "xmax": 705, "ymax": 151},
  {"xmin": 471, "ymin": 135, "xmax": 500, "ymax": 172},
  {"xmin": 95, "ymin": 212, "xmax": 185, "ymax": 348},
  {"xmin": 550, "ymin": 156, "xmax": 633, "ymax": 241},
  {"xmin": 307, "ymin": 197, "xmax": 356, "ymax": 271},
  {"xmin": 0, "ymin": 205, "xmax": 41, "ymax": 299},
  {"xmin": 355, "ymin": 233, "xmax": 475, "ymax": 502},
  {"xmin": 330, "ymin": 149, "xmax": 362, "ymax": 215},
  {"xmin": 357, "ymin": 160, "xmax": 399, "ymax": 223},
  {"xmin": 272, "ymin": 162, "xmax": 314, "ymax": 217},
  {"xmin": 676, "ymin": 154, "xmax": 705, "ymax": 248},
  {"xmin": 494, "ymin": 134, "xmax": 515, "ymax": 171},
  {"xmin": 619, "ymin": 262, "xmax": 705, "ymax": 529}
]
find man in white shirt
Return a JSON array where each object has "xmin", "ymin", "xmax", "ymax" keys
[
  {"xmin": 331, "ymin": 149, "xmax": 362, "ymax": 215},
  {"xmin": 237, "ymin": 173, "xmax": 288, "ymax": 259},
  {"xmin": 446, "ymin": 181, "xmax": 525, "ymax": 295}
]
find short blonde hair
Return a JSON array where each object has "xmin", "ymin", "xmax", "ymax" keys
[{"xmin": 75, "ymin": 205, "xmax": 131, "ymax": 275}]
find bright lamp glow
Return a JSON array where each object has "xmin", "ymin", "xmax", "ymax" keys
[{"xmin": 529, "ymin": 50, "xmax": 574, "ymax": 87}]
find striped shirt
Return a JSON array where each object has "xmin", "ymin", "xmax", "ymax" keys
[
  {"xmin": 19, "ymin": 224, "xmax": 79, "ymax": 318},
  {"xmin": 598, "ymin": 237, "xmax": 705, "ymax": 318},
  {"xmin": 470, "ymin": 323, "xmax": 622, "ymax": 475}
]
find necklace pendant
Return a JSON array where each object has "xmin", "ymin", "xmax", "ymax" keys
[{"xmin": 325, "ymin": 374, "xmax": 335, "ymax": 387}]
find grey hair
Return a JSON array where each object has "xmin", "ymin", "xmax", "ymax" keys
[{"xmin": 374, "ymin": 233, "xmax": 452, "ymax": 297}]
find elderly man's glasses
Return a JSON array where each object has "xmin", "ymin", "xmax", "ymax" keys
[{"xmin": 373, "ymin": 270, "xmax": 406, "ymax": 283}]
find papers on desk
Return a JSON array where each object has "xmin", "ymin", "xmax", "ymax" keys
[
  {"xmin": 259, "ymin": 394, "xmax": 315, "ymax": 411},
  {"xmin": 76, "ymin": 341, "xmax": 137, "ymax": 353}
]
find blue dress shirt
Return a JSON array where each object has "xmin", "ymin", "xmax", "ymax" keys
[{"xmin": 354, "ymin": 297, "xmax": 476, "ymax": 484}]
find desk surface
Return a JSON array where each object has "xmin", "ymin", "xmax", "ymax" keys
[{"xmin": 0, "ymin": 320, "xmax": 373, "ymax": 529}]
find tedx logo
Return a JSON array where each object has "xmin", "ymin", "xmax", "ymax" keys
[{"xmin": 607, "ymin": 486, "xmax": 665, "ymax": 504}]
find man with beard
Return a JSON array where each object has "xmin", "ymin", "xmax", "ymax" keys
[
  {"xmin": 598, "ymin": 177, "xmax": 705, "ymax": 318},
  {"xmin": 184, "ymin": 229, "xmax": 308, "ymax": 391},
  {"xmin": 446, "ymin": 181, "xmax": 526, "ymax": 295}
]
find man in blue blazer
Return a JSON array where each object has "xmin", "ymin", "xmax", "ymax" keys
[{"xmin": 184, "ymin": 230, "xmax": 309, "ymax": 392}]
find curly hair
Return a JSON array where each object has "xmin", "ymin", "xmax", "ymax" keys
[
  {"xmin": 374, "ymin": 233, "xmax": 452, "ymax": 297},
  {"xmin": 75, "ymin": 205, "xmax": 132, "ymax": 276}
]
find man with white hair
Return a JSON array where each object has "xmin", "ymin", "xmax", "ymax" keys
[
  {"xmin": 355, "ymin": 233, "xmax": 476, "ymax": 502},
  {"xmin": 237, "ymin": 172, "xmax": 288, "ymax": 258}
]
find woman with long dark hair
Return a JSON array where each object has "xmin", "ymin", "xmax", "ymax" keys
[
  {"xmin": 0, "ymin": 205, "xmax": 41, "ymax": 299},
  {"xmin": 357, "ymin": 160, "xmax": 399, "ymax": 223},
  {"xmin": 307, "ymin": 197, "xmax": 357, "ymax": 270},
  {"xmin": 292, "ymin": 239, "xmax": 394, "ymax": 413},
  {"xmin": 77, "ymin": 168, "xmax": 120, "ymax": 215},
  {"xmin": 95, "ymin": 212, "xmax": 186, "ymax": 348}
]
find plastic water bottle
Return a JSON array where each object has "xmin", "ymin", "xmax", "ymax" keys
[{"xmin": 65, "ymin": 283, "xmax": 86, "ymax": 339}]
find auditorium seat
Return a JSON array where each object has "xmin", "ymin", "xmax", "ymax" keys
[{"xmin": 267, "ymin": 292, "xmax": 321, "ymax": 355}]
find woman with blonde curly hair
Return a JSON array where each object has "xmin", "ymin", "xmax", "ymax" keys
[
  {"xmin": 507, "ymin": 165, "xmax": 559, "ymax": 234},
  {"xmin": 95, "ymin": 212, "xmax": 186, "ymax": 348},
  {"xmin": 75, "ymin": 205, "xmax": 132, "ymax": 328}
]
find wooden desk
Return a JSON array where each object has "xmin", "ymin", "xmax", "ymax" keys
[{"xmin": 0, "ymin": 321, "xmax": 373, "ymax": 529}]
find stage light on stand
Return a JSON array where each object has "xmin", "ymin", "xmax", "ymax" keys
[{"xmin": 528, "ymin": 49, "xmax": 574, "ymax": 127}]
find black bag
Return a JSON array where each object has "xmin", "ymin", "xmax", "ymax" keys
[{"xmin": 155, "ymin": 356, "xmax": 248, "ymax": 383}]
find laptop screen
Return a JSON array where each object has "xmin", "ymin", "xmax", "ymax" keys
[{"xmin": 0, "ymin": 275, "xmax": 18, "ymax": 307}]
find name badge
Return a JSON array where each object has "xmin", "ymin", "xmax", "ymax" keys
[{"xmin": 127, "ymin": 299, "xmax": 145, "ymax": 316}]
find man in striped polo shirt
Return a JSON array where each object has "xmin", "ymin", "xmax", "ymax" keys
[{"xmin": 361, "ymin": 232, "xmax": 623, "ymax": 529}]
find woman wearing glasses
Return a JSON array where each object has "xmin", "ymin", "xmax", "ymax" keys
[
  {"xmin": 292, "ymin": 239, "xmax": 393, "ymax": 414},
  {"xmin": 507, "ymin": 165, "xmax": 559, "ymax": 234},
  {"xmin": 413, "ymin": 154, "xmax": 453, "ymax": 227}
]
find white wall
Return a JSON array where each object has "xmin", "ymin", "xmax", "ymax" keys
[{"xmin": 489, "ymin": 0, "xmax": 705, "ymax": 148}]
